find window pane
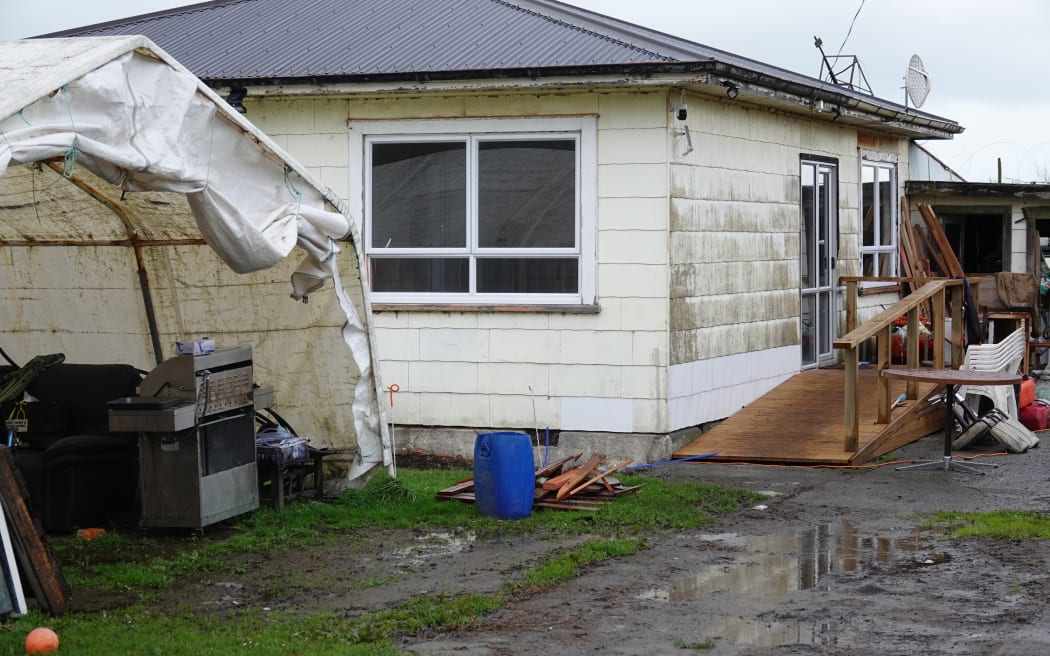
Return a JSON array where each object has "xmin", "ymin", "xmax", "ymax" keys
[
  {"xmin": 862, "ymin": 253, "xmax": 875, "ymax": 277},
  {"xmin": 370, "ymin": 258, "xmax": 469, "ymax": 293},
  {"xmin": 879, "ymin": 251, "xmax": 895, "ymax": 276},
  {"xmin": 478, "ymin": 140, "xmax": 575, "ymax": 248},
  {"xmin": 371, "ymin": 142, "xmax": 466, "ymax": 248},
  {"xmin": 817, "ymin": 169, "xmax": 831, "ymax": 288},
  {"xmin": 477, "ymin": 258, "xmax": 578, "ymax": 293},
  {"xmin": 800, "ymin": 164, "xmax": 815, "ymax": 290},
  {"xmin": 861, "ymin": 165, "xmax": 876, "ymax": 248},
  {"xmin": 878, "ymin": 167, "xmax": 894, "ymax": 246},
  {"xmin": 801, "ymin": 293, "xmax": 816, "ymax": 366}
]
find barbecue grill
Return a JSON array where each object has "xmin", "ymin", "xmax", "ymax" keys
[{"xmin": 109, "ymin": 346, "xmax": 260, "ymax": 530}]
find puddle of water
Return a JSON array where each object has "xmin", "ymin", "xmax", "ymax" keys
[
  {"xmin": 637, "ymin": 520, "xmax": 948, "ymax": 648},
  {"xmin": 704, "ymin": 618, "xmax": 850, "ymax": 649},
  {"xmin": 392, "ymin": 531, "xmax": 476, "ymax": 567}
]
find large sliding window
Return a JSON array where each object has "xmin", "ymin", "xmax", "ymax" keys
[
  {"xmin": 860, "ymin": 161, "xmax": 897, "ymax": 277},
  {"xmin": 355, "ymin": 117, "xmax": 596, "ymax": 306}
]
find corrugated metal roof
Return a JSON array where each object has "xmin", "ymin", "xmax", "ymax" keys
[
  {"xmin": 45, "ymin": 0, "xmax": 694, "ymax": 80},
  {"xmin": 38, "ymin": 0, "xmax": 959, "ymax": 133}
]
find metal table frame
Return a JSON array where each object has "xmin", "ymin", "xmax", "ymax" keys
[{"xmin": 881, "ymin": 368, "xmax": 1022, "ymax": 474}]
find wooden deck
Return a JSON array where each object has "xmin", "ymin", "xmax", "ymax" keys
[{"xmin": 673, "ymin": 367, "xmax": 945, "ymax": 466}]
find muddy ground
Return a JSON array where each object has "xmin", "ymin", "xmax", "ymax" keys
[{"xmin": 70, "ymin": 433, "xmax": 1050, "ymax": 655}]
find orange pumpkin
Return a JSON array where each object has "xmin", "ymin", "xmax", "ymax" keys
[{"xmin": 24, "ymin": 627, "xmax": 59, "ymax": 654}]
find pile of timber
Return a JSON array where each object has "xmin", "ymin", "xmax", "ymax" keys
[
  {"xmin": 435, "ymin": 453, "xmax": 642, "ymax": 511},
  {"xmin": 899, "ymin": 200, "xmax": 967, "ymax": 293}
]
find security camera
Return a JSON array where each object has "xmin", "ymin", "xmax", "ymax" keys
[{"xmin": 676, "ymin": 105, "xmax": 688, "ymax": 121}]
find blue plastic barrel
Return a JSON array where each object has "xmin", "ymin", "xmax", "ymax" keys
[{"xmin": 473, "ymin": 432, "xmax": 534, "ymax": 519}]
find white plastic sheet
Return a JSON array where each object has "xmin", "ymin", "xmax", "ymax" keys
[{"xmin": 0, "ymin": 36, "xmax": 391, "ymax": 483}]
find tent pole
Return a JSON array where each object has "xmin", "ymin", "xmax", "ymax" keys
[
  {"xmin": 135, "ymin": 250, "xmax": 165, "ymax": 366},
  {"xmin": 44, "ymin": 163, "xmax": 165, "ymax": 364}
]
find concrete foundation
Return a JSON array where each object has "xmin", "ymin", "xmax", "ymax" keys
[{"xmin": 391, "ymin": 425, "xmax": 705, "ymax": 467}]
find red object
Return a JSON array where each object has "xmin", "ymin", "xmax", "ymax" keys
[
  {"xmin": 1019, "ymin": 377, "xmax": 1036, "ymax": 409},
  {"xmin": 25, "ymin": 627, "xmax": 59, "ymax": 654},
  {"xmin": 1018, "ymin": 402, "xmax": 1050, "ymax": 431}
]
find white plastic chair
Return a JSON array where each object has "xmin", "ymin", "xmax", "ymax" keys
[{"xmin": 956, "ymin": 328, "xmax": 1026, "ymax": 420}]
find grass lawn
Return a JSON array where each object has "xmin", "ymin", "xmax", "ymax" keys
[{"xmin": 0, "ymin": 468, "xmax": 764, "ymax": 655}]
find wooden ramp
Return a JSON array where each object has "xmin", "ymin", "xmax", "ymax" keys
[{"xmin": 674, "ymin": 367, "xmax": 944, "ymax": 466}]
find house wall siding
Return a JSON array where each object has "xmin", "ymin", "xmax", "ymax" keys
[
  {"xmin": 247, "ymin": 86, "xmax": 912, "ymax": 436},
  {"xmin": 666, "ymin": 96, "xmax": 908, "ymax": 428},
  {"xmin": 249, "ymin": 89, "xmax": 673, "ymax": 434},
  {"xmin": 668, "ymin": 100, "xmax": 807, "ymax": 370}
]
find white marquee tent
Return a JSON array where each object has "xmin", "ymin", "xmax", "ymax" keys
[{"xmin": 0, "ymin": 36, "xmax": 391, "ymax": 487}]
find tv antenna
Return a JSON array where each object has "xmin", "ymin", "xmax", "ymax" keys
[
  {"xmin": 814, "ymin": 36, "xmax": 873, "ymax": 95},
  {"xmin": 904, "ymin": 54, "xmax": 931, "ymax": 110}
]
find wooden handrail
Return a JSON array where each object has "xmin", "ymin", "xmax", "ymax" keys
[
  {"xmin": 834, "ymin": 280, "xmax": 952, "ymax": 349},
  {"xmin": 834, "ymin": 279, "xmax": 966, "ymax": 452}
]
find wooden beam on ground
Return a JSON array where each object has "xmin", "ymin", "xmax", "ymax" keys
[
  {"xmin": 562, "ymin": 459, "xmax": 633, "ymax": 499},
  {"xmin": 535, "ymin": 453, "xmax": 582, "ymax": 480},
  {"xmin": 555, "ymin": 454, "xmax": 605, "ymax": 500}
]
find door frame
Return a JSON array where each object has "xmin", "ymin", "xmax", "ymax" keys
[{"xmin": 800, "ymin": 155, "xmax": 839, "ymax": 369}]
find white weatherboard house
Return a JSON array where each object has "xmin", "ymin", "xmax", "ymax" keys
[{"xmin": 54, "ymin": 0, "xmax": 962, "ymax": 462}]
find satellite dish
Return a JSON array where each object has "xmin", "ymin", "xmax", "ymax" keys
[{"xmin": 905, "ymin": 54, "xmax": 931, "ymax": 109}]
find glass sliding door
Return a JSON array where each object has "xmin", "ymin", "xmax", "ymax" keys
[{"xmin": 800, "ymin": 158, "xmax": 838, "ymax": 368}]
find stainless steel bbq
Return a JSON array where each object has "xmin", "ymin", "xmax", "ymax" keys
[{"xmin": 109, "ymin": 346, "xmax": 260, "ymax": 530}]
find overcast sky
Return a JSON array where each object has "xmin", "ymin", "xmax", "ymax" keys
[{"xmin": 4, "ymin": 0, "xmax": 1047, "ymax": 184}]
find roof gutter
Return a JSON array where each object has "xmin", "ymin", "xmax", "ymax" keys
[
  {"xmin": 208, "ymin": 59, "xmax": 960, "ymax": 139},
  {"xmin": 702, "ymin": 61, "xmax": 962, "ymax": 138}
]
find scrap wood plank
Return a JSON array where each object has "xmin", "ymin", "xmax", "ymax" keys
[
  {"xmin": 580, "ymin": 481, "xmax": 643, "ymax": 498},
  {"xmin": 444, "ymin": 492, "xmax": 476, "ymax": 504},
  {"xmin": 0, "ymin": 447, "xmax": 68, "ymax": 616},
  {"xmin": 562, "ymin": 459, "xmax": 633, "ymax": 500},
  {"xmin": 914, "ymin": 225, "xmax": 948, "ymax": 277},
  {"xmin": 900, "ymin": 197, "xmax": 924, "ymax": 270},
  {"xmin": 555, "ymin": 454, "xmax": 605, "ymax": 500},
  {"xmin": 534, "ymin": 453, "xmax": 583, "ymax": 479},
  {"xmin": 612, "ymin": 484, "xmax": 644, "ymax": 496},
  {"xmin": 918, "ymin": 203, "xmax": 965, "ymax": 277},
  {"xmin": 541, "ymin": 466, "xmax": 586, "ymax": 491},
  {"xmin": 534, "ymin": 500, "xmax": 600, "ymax": 511},
  {"xmin": 435, "ymin": 479, "xmax": 475, "ymax": 498}
]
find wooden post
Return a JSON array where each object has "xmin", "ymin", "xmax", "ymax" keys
[
  {"xmin": 876, "ymin": 325, "xmax": 891, "ymax": 424},
  {"xmin": 951, "ymin": 283, "xmax": 964, "ymax": 367},
  {"xmin": 846, "ymin": 279, "xmax": 858, "ymax": 334},
  {"xmin": 844, "ymin": 347, "xmax": 858, "ymax": 452},
  {"xmin": 906, "ymin": 306, "xmax": 920, "ymax": 399},
  {"xmin": 932, "ymin": 288, "xmax": 946, "ymax": 368}
]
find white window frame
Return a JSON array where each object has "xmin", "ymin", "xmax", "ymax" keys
[
  {"xmin": 859, "ymin": 157, "xmax": 898, "ymax": 280},
  {"xmin": 348, "ymin": 116, "xmax": 597, "ymax": 306}
]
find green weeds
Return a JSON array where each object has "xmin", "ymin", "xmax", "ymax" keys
[
  {"xmin": 931, "ymin": 510, "xmax": 1050, "ymax": 539},
  {"xmin": 516, "ymin": 538, "xmax": 646, "ymax": 590}
]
